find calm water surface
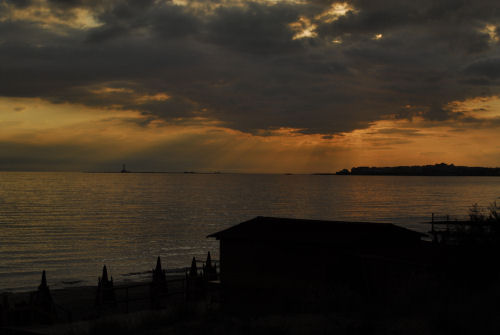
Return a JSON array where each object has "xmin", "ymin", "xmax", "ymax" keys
[{"xmin": 1, "ymin": 172, "xmax": 499, "ymax": 292}]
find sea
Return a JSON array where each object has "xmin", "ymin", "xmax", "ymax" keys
[{"xmin": 1, "ymin": 172, "xmax": 499, "ymax": 292}]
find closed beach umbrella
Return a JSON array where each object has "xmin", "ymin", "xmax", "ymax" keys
[{"xmin": 190, "ymin": 257, "xmax": 197, "ymax": 278}]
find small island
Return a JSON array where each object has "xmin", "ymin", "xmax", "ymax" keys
[{"xmin": 335, "ymin": 163, "xmax": 500, "ymax": 176}]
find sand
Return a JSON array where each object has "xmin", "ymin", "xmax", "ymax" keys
[{"xmin": 1, "ymin": 275, "xmax": 187, "ymax": 329}]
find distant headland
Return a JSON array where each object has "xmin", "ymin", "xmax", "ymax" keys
[{"xmin": 332, "ymin": 163, "xmax": 500, "ymax": 176}]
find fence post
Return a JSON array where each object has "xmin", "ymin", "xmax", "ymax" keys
[{"xmin": 125, "ymin": 287, "xmax": 129, "ymax": 314}]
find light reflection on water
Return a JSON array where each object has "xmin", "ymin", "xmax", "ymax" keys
[{"xmin": 0, "ymin": 172, "xmax": 499, "ymax": 292}]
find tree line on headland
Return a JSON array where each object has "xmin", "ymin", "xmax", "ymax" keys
[{"xmin": 334, "ymin": 163, "xmax": 500, "ymax": 176}]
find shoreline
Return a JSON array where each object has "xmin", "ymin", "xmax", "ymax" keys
[
  {"xmin": 0, "ymin": 268, "xmax": 190, "ymax": 295},
  {"xmin": 2, "ymin": 275, "xmax": 187, "ymax": 324},
  {"xmin": 2, "ymin": 272, "xmax": 186, "ymax": 295}
]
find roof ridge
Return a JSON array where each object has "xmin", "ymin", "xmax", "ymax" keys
[{"xmin": 207, "ymin": 216, "xmax": 426, "ymax": 239}]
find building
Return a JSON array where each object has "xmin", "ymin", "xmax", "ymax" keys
[{"xmin": 208, "ymin": 216, "xmax": 428, "ymax": 307}]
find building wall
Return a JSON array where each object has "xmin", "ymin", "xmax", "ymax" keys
[{"xmin": 219, "ymin": 237, "xmax": 429, "ymax": 304}]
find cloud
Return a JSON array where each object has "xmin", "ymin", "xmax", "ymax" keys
[
  {"xmin": 205, "ymin": 2, "xmax": 300, "ymax": 54},
  {"xmin": 464, "ymin": 57, "xmax": 500, "ymax": 80},
  {"xmin": 1, "ymin": 0, "xmax": 500, "ymax": 140}
]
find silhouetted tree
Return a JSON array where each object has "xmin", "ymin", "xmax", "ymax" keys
[{"xmin": 457, "ymin": 202, "xmax": 500, "ymax": 245}]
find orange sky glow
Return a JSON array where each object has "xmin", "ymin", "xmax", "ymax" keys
[{"xmin": 1, "ymin": 95, "xmax": 498, "ymax": 173}]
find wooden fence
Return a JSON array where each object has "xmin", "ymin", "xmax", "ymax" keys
[{"xmin": 0, "ymin": 259, "xmax": 220, "ymax": 327}]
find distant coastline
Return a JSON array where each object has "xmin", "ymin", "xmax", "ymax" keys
[
  {"xmin": 85, "ymin": 171, "xmax": 223, "ymax": 174},
  {"xmin": 331, "ymin": 163, "xmax": 500, "ymax": 176}
]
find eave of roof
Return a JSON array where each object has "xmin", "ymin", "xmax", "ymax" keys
[{"xmin": 207, "ymin": 216, "xmax": 426, "ymax": 240}]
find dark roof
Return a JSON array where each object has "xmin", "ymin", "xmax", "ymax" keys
[{"xmin": 208, "ymin": 216, "xmax": 426, "ymax": 243}]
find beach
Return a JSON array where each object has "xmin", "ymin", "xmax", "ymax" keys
[{"xmin": 1, "ymin": 273, "xmax": 189, "ymax": 332}]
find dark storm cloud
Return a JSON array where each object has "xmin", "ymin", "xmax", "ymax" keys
[
  {"xmin": 5, "ymin": 0, "xmax": 31, "ymax": 8},
  {"xmin": 464, "ymin": 58, "xmax": 500, "ymax": 80},
  {"xmin": 314, "ymin": 0, "xmax": 500, "ymax": 122},
  {"xmin": 205, "ymin": 3, "xmax": 300, "ymax": 54},
  {"xmin": 1, "ymin": 0, "xmax": 500, "ymax": 134},
  {"xmin": 85, "ymin": 0, "xmax": 198, "ymax": 43}
]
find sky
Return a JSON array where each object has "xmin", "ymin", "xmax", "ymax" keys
[{"xmin": 1, "ymin": 0, "xmax": 500, "ymax": 173}]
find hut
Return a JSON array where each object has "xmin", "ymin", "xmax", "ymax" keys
[{"xmin": 208, "ymin": 216, "xmax": 428, "ymax": 307}]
